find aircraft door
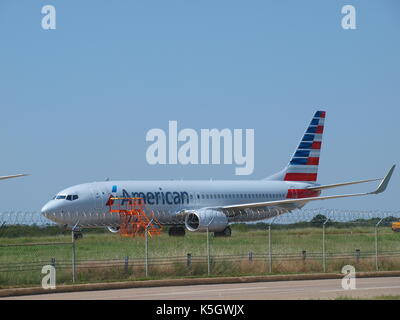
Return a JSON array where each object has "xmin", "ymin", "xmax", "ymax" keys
[{"xmin": 91, "ymin": 185, "xmax": 104, "ymax": 212}]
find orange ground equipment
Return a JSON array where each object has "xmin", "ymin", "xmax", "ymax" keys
[
  {"xmin": 107, "ymin": 197, "xmax": 162, "ymax": 237},
  {"xmin": 391, "ymin": 222, "xmax": 400, "ymax": 232}
]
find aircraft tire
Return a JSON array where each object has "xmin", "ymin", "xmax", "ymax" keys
[
  {"xmin": 214, "ymin": 226, "xmax": 232, "ymax": 237},
  {"xmin": 168, "ymin": 226, "xmax": 186, "ymax": 236}
]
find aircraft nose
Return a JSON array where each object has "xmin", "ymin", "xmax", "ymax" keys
[
  {"xmin": 41, "ymin": 201, "xmax": 68, "ymax": 225},
  {"xmin": 41, "ymin": 201, "xmax": 58, "ymax": 216}
]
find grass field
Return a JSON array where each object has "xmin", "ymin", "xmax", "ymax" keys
[{"xmin": 0, "ymin": 225, "xmax": 399, "ymax": 288}]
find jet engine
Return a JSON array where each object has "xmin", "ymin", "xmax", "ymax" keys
[{"xmin": 184, "ymin": 209, "xmax": 228, "ymax": 232}]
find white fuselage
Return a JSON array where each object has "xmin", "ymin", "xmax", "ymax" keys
[{"xmin": 41, "ymin": 180, "xmax": 318, "ymax": 228}]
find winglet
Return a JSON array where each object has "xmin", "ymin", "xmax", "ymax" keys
[{"xmin": 371, "ymin": 165, "xmax": 396, "ymax": 194}]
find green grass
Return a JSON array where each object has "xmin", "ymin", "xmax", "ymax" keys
[
  {"xmin": 0, "ymin": 227, "xmax": 393, "ymax": 260},
  {"xmin": 0, "ymin": 225, "xmax": 399, "ymax": 288}
]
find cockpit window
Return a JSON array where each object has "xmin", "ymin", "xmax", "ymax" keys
[
  {"xmin": 55, "ymin": 194, "xmax": 79, "ymax": 200},
  {"xmin": 66, "ymin": 194, "xmax": 79, "ymax": 201}
]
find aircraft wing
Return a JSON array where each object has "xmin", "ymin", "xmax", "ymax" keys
[
  {"xmin": 222, "ymin": 165, "xmax": 395, "ymax": 210},
  {"xmin": 0, "ymin": 174, "xmax": 28, "ymax": 181},
  {"xmin": 306, "ymin": 178, "xmax": 382, "ymax": 191}
]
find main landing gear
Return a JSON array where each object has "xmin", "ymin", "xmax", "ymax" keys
[
  {"xmin": 70, "ymin": 226, "xmax": 83, "ymax": 240},
  {"xmin": 168, "ymin": 226, "xmax": 186, "ymax": 236},
  {"xmin": 214, "ymin": 226, "xmax": 232, "ymax": 237}
]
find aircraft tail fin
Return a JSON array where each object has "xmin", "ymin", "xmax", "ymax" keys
[{"xmin": 266, "ymin": 110, "xmax": 326, "ymax": 182}]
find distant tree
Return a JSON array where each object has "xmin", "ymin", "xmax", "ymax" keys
[{"xmin": 310, "ymin": 214, "xmax": 331, "ymax": 227}]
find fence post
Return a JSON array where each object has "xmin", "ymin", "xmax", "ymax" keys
[
  {"xmin": 144, "ymin": 218, "xmax": 155, "ymax": 278},
  {"xmin": 51, "ymin": 257, "xmax": 56, "ymax": 268},
  {"xmin": 248, "ymin": 251, "xmax": 253, "ymax": 263},
  {"xmin": 71, "ymin": 229, "xmax": 76, "ymax": 283},
  {"xmin": 267, "ymin": 218, "xmax": 276, "ymax": 274},
  {"xmin": 145, "ymin": 224, "xmax": 149, "ymax": 277},
  {"xmin": 355, "ymin": 249, "xmax": 360, "ymax": 264},
  {"xmin": 187, "ymin": 253, "xmax": 192, "ymax": 268},
  {"xmin": 302, "ymin": 250, "xmax": 307, "ymax": 261},
  {"xmin": 322, "ymin": 216, "xmax": 330, "ymax": 273},
  {"xmin": 375, "ymin": 217, "xmax": 384, "ymax": 271},
  {"xmin": 71, "ymin": 220, "xmax": 79, "ymax": 283},
  {"xmin": 124, "ymin": 256, "xmax": 129, "ymax": 275},
  {"xmin": 207, "ymin": 227, "xmax": 210, "ymax": 276}
]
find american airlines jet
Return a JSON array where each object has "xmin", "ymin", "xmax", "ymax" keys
[{"xmin": 41, "ymin": 111, "xmax": 395, "ymax": 236}]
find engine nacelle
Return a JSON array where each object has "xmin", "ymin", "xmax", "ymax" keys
[{"xmin": 184, "ymin": 209, "xmax": 228, "ymax": 232}]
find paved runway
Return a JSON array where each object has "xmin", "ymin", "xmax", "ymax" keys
[{"xmin": 3, "ymin": 277, "xmax": 400, "ymax": 300}]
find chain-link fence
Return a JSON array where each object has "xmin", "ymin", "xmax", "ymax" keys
[{"xmin": 0, "ymin": 208, "xmax": 400, "ymax": 288}]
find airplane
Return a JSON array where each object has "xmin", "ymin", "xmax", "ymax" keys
[{"xmin": 41, "ymin": 111, "xmax": 395, "ymax": 237}]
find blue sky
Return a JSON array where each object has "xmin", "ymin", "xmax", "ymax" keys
[{"xmin": 0, "ymin": 0, "xmax": 399, "ymax": 212}]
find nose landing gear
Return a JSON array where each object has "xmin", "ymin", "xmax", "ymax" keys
[
  {"xmin": 73, "ymin": 231, "xmax": 83, "ymax": 240},
  {"xmin": 72, "ymin": 222, "xmax": 83, "ymax": 240}
]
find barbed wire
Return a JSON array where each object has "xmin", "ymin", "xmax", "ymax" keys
[
  {"xmin": 0, "ymin": 211, "xmax": 55, "ymax": 226},
  {"xmin": 266, "ymin": 208, "xmax": 400, "ymax": 224},
  {"xmin": 0, "ymin": 208, "xmax": 399, "ymax": 227}
]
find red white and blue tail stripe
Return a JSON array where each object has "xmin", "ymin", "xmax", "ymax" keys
[{"xmin": 284, "ymin": 111, "xmax": 326, "ymax": 182}]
